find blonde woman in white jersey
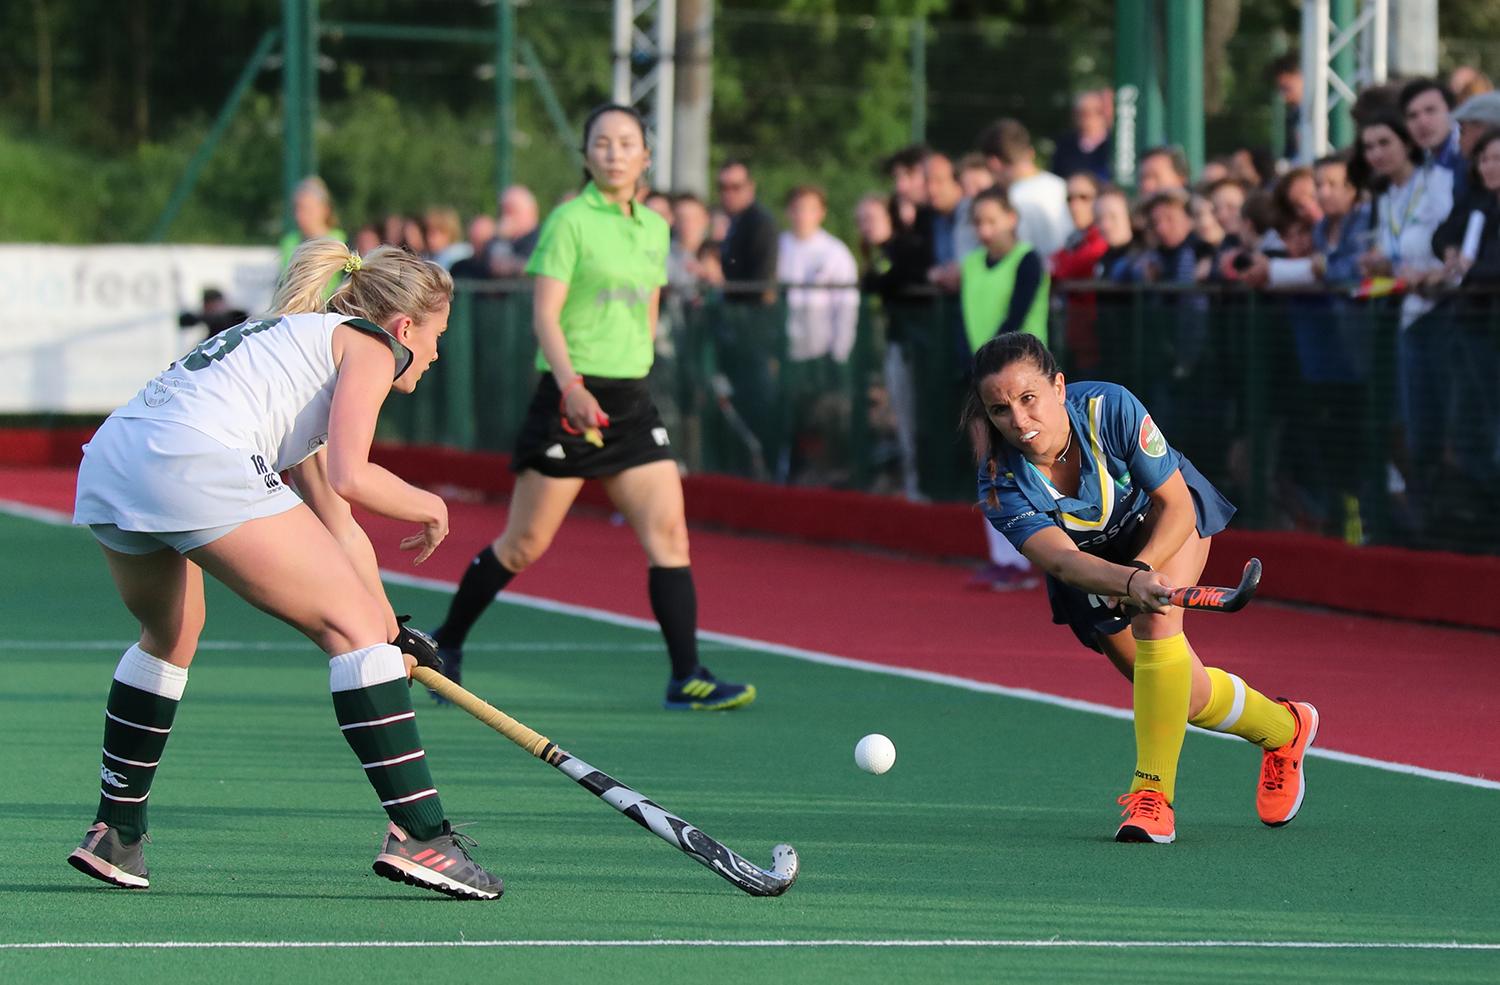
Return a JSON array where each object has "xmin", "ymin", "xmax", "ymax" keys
[{"xmin": 66, "ymin": 240, "xmax": 504, "ymax": 900}]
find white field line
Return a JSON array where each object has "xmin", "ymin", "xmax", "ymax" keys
[
  {"xmin": 0, "ymin": 499, "xmax": 71, "ymax": 524},
  {"xmin": 4, "ymin": 503, "xmax": 1496, "ymax": 792},
  {"xmin": 1, "ymin": 639, "xmax": 709, "ymax": 653},
  {"xmin": 1, "ymin": 939, "xmax": 1496, "ymax": 951}
]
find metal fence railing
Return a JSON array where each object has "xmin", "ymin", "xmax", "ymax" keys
[{"xmin": 380, "ymin": 280, "xmax": 1500, "ymax": 557}]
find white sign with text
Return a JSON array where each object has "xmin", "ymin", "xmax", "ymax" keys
[{"xmin": 0, "ymin": 244, "xmax": 279, "ymax": 412}]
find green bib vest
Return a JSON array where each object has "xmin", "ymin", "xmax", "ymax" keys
[{"xmin": 960, "ymin": 243, "xmax": 1049, "ymax": 353}]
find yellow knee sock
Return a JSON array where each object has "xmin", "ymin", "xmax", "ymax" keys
[
  {"xmin": 1129, "ymin": 633, "xmax": 1193, "ymax": 804},
  {"xmin": 1189, "ymin": 666, "xmax": 1296, "ymax": 750}
]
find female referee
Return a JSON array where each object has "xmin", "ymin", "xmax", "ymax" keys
[
  {"xmin": 428, "ymin": 104, "xmax": 754, "ymax": 712},
  {"xmin": 67, "ymin": 240, "xmax": 504, "ymax": 899},
  {"xmin": 963, "ymin": 332, "xmax": 1318, "ymax": 843}
]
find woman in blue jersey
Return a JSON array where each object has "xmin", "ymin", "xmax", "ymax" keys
[
  {"xmin": 963, "ymin": 332, "xmax": 1318, "ymax": 844},
  {"xmin": 66, "ymin": 240, "xmax": 503, "ymax": 900}
]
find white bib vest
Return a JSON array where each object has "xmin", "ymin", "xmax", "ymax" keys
[{"xmin": 114, "ymin": 312, "xmax": 408, "ymax": 469}]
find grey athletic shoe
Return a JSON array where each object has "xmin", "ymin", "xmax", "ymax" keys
[
  {"xmin": 372, "ymin": 821, "xmax": 503, "ymax": 900},
  {"xmin": 67, "ymin": 822, "xmax": 149, "ymax": 889}
]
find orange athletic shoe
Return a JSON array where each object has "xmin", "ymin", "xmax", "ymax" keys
[
  {"xmin": 1258, "ymin": 700, "xmax": 1320, "ymax": 827},
  {"xmin": 1115, "ymin": 790, "xmax": 1176, "ymax": 844}
]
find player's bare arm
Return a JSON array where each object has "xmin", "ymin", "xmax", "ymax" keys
[
  {"xmin": 286, "ymin": 447, "xmax": 399, "ymax": 640},
  {"xmin": 327, "ymin": 323, "xmax": 448, "ymax": 563},
  {"xmin": 1131, "ymin": 469, "xmax": 1198, "ymax": 571},
  {"xmin": 1020, "ymin": 525, "xmax": 1172, "ymax": 612}
]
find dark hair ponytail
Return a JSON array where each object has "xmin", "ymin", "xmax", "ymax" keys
[
  {"xmin": 960, "ymin": 332, "xmax": 1061, "ymax": 507},
  {"xmin": 580, "ymin": 102, "xmax": 650, "ymax": 187}
]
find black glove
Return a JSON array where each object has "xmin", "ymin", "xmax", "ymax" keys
[{"xmin": 393, "ymin": 615, "xmax": 442, "ymax": 677}]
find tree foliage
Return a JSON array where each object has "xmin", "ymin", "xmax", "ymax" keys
[{"xmin": 2, "ymin": 0, "xmax": 1477, "ymax": 244}]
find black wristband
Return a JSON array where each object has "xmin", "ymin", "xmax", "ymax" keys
[{"xmin": 1125, "ymin": 568, "xmax": 1143, "ymax": 598}]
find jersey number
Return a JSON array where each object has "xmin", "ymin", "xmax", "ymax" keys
[{"xmin": 177, "ymin": 319, "xmax": 276, "ymax": 371}]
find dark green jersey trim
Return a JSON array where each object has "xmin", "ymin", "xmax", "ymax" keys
[{"xmin": 345, "ymin": 317, "xmax": 414, "ymax": 379}]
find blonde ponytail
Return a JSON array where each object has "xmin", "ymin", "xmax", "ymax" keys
[
  {"xmin": 269, "ymin": 238, "xmax": 453, "ymax": 326},
  {"xmin": 269, "ymin": 238, "xmax": 356, "ymax": 315}
]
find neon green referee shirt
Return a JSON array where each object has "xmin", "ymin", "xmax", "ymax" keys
[{"xmin": 525, "ymin": 181, "xmax": 670, "ymax": 379}]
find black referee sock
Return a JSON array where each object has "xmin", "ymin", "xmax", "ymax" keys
[
  {"xmin": 433, "ymin": 545, "xmax": 514, "ymax": 649},
  {"xmin": 649, "ymin": 566, "xmax": 701, "ymax": 680}
]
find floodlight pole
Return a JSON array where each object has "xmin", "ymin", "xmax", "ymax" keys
[
  {"xmin": 613, "ymin": 0, "xmax": 677, "ymax": 190},
  {"xmin": 1299, "ymin": 0, "xmax": 1389, "ymax": 162},
  {"xmin": 672, "ymin": 0, "xmax": 713, "ymax": 197}
]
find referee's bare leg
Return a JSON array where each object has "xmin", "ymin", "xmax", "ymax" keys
[
  {"xmin": 604, "ymin": 461, "xmax": 756, "ymax": 710},
  {"xmin": 426, "ymin": 471, "xmax": 580, "ymax": 692}
]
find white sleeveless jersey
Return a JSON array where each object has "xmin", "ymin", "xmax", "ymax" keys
[{"xmin": 113, "ymin": 312, "xmax": 410, "ymax": 470}]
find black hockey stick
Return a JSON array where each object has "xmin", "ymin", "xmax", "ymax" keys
[
  {"xmin": 1167, "ymin": 557, "xmax": 1263, "ymax": 612},
  {"xmin": 412, "ymin": 666, "xmax": 799, "ymax": 897}
]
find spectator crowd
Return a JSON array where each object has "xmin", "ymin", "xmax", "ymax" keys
[{"xmin": 283, "ymin": 63, "xmax": 1500, "ymax": 558}]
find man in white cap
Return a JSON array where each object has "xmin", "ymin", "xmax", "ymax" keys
[
  {"xmin": 1453, "ymin": 92, "xmax": 1500, "ymax": 157},
  {"xmin": 1433, "ymin": 92, "xmax": 1500, "ymax": 262}
]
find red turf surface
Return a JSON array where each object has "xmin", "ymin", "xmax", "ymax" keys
[{"xmin": 5, "ymin": 464, "xmax": 1497, "ymax": 782}]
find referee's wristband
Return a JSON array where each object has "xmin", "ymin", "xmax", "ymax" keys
[{"xmin": 558, "ymin": 375, "xmax": 586, "ymax": 408}]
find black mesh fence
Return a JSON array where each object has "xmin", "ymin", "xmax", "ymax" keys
[{"xmin": 383, "ymin": 280, "xmax": 1500, "ymax": 556}]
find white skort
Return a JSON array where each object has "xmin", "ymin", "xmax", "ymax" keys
[{"xmin": 74, "ymin": 416, "xmax": 301, "ymax": 554}]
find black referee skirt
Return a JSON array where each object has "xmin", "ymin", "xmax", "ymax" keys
[{"xmin": 511, "ymin": 374, "xmax": 675, "ymax": 479}]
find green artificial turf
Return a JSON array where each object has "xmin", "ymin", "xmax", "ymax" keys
[{"xmin": 1, "ymin": 514, "xmax": 1496, "ymax": 984}]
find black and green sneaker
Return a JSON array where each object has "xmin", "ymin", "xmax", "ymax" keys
[
  {"xmin": 664, "ymin": 668, "xmax": 756, "ymax": 711},
  {"xmin": 67, "ymin": 822, "xmax": 149, "ymax": 889},
  {"xmin": 372, "ymin": 821, "xmax": 503, "ymax": 900}
]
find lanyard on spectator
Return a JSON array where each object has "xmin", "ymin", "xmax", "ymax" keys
[{"xmin": 1383, "ymin": 168, "xmax": 1427, "ymax": 256}]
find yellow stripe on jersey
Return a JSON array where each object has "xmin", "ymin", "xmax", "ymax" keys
[{"xmin": 1059, "ymin": 394, "xmax": 1113, "ymax": 531}]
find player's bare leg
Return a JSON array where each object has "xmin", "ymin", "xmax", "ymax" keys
[
  {"xmin": 73, "ymin": 506, "xmax": 502, "ymax": 899},
  {"xmin": 68, "ymin": 545, "xmax": 204, "ymax": 888}
]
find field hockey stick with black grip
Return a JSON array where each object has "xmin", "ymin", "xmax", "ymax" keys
[
  {"xmin": 1166, "ymin": 558, "xmax": 1263, "ymax": 612},
  {"xmin": 411, "ymin": 666, "xmax": 800, "ymax": 897}
]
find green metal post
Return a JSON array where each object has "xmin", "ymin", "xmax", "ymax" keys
[
  {"xmin": 1165, "ymin": 0, "xmax": 1204, "ymax": 177},
  {"xmin": 1364, "ymin": 306, "xmax": 1396, "ymax": 541},
  {"xmin": 496, "ymin": 0, "xmax": 515, "ymax": 203},
  {"xmin": 282, "ymin": 0, "xmax": 306, "ymax": 235},
  {"xmin": 304, "ymin": 0, "xmax": 319, "ymax": 177},
  {"xmin": 1269, "ymin": 32, "xmax": 1287, "ymax": 162},
  {"xmin": 443, "ymin": 288, "xmax": 478, "ymax": 449},
  {"xmin": 910, "ymin": 16, "xmax": 927, "ymax": 144},
  {"xmin": 322, "ymin": 22, "xmax": 499, "ymax": 44},
  {"xmin": 1244, "ymin": 292, "xmax": 1269, "ymax": 528},
  {"xmin": 1113, "ymin": 0, "xmax": 1163, "ymax": 190},
  {"xmin": 1129, "ymin": 289, "xmax": 1146, "ymax": 388},
  {"xmin": 1330, "ymin": 0, "xmax": 1356, "ymax": 149},
  {"xmin": 519, "ymin": 40, "xmax": 583, "ymax": 165},
  {"xmin": 150, "ymin": 29, "xmax": 279, "ymax": 241},
  {"xmin": 849, "ymin": 300, "xmax": 873, "ymax": 491}
]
